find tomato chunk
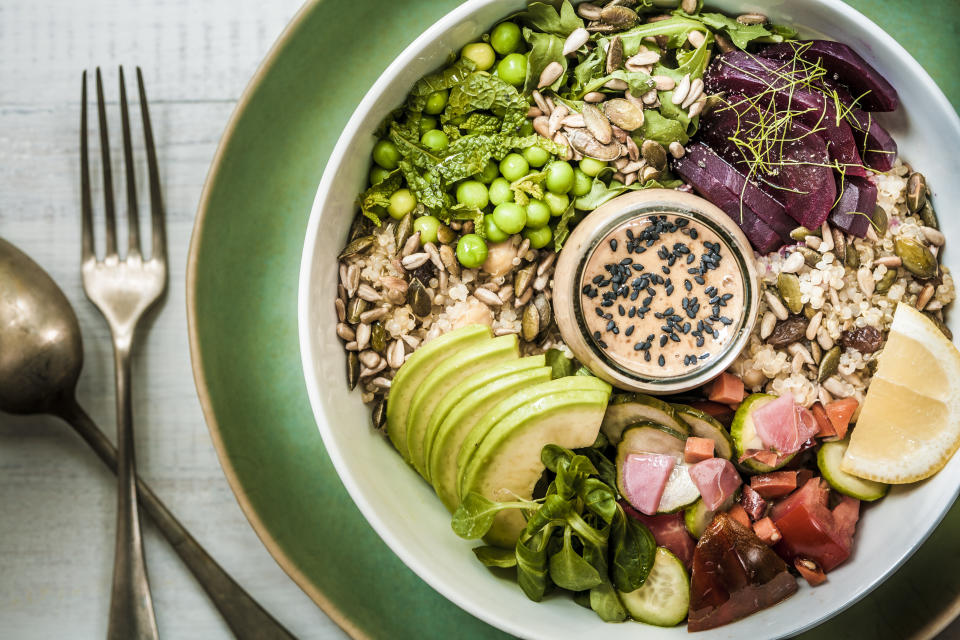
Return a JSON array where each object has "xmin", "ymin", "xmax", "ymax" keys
[
  {"xmin": 794, "ymin": 557, "xmax": 827, "ymax": 586},
  {"xmin": 753, "ymin": 517, "xmax": 782, "ymax": 545},
  {"xmin": 751, "ymin": 470, "xmax": 798, "ymax": 499},
  {"xmin": 684, "ymin": 436, "xmax": 716, "ymax": 463},
  {"xmin": 726, "ymin": 504, "xmax": 752, "ymax": 529},
  {"xmin": 707, "ymin": 372, "xmax": 745, "ymax": 405},
  {"xmin": 825, "ymin": 397, "xmax": 858, "ymax": 440},
  {"xmin": 770, "ymin": 478, "xmax": 859, "ymax": 571}
]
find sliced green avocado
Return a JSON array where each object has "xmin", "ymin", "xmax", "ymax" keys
[
  {"xmin": 421, "ymin": 355, "xmax": 546, "ymax": 483},
  {"xmin": 730, "ymin": 393, "xmax": 795, "ymax": 473},
  {"xmin": 386, "ymin": 324, "xmax": 490, "ymax": 462},
  {"xmin": 601, "ymin": 393, "xmax": 689, "ymax": 444},
  {"xmin": 461, "ymin": 388, "xmax": 612, "ymax": 547},
  {"xmin": 406, "ymin": 334, "xmax": 519, "ymax": 477},
  {"xmin": 673, "ymin": 404, "xmax": 735, "ymax": 460},
  {"xmin": 455, "ymin": 375, "xmax": 613, "ymax": 498},
  {"xmin": 430, "ymin": 365, "xmax": 553, "ymax": 511}
]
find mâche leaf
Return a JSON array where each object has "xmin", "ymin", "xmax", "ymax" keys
[
  {"xmin": 581, "ymin": 478, "xmax": 618, "ymax": 524},
  {"xmin": 517, "ymin": 526, "xmax": 554, "ymax": 601},
  {"xmin": 473, "ymin": 545, "xmax": 519, "ymax": 568},
  {"xmin": 452, "ymin": 492, "xmax": 534, "ymax": 539},
  {"xmin": 549, "ymin": 527, "xmax": 604, "ymax": 592},
  {"xmin": 609, "ymin": 506, "xmax": 656, "ymax": 592}
]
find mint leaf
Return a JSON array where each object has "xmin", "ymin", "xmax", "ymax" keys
[
  {"xmin": 510, "ymin": 171, "xmax": 547, "ymax": 206},
  {"xmin": 407, "ymin": 57, "xmax": 476, "ymax": 112},
  {"xmin": 552, "ymin": 198, "xmax": 578, "ymax": 251},
  {"xmin": 356, "ymin": 170, "xmax": 402, "ymax": 226}
]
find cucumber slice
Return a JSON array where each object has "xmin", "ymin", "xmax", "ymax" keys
[
  {"xmin": 673, "ymin": 404, "xmax": 735, "ymax": 460},
  {"xmin": 730, "ymin": 394, "xmax": 795, "ymax": 473},
  {"xmin": 818, "ymin": 438, "xmax": 889, "ymax": 501},
  {"xmin": 616, "ymin": 424, "xmax": 700, "ymax": 514},
  {"xmin": 683, "ymin": 492, "xmax": 738, "ymax": 539},
  {"xmin": 602, "ymin": 394, "xmax": 689, "ymax": 444},
  {"xmin": 619, "ymin": 547, "xmax": 690, "ymax": 627}
]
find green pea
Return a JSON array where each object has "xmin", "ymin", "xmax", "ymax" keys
[
  {"xmin": 499, "ymin": 153, "xmax": 529, "ymax": 182},
  {"xmin": 421, "ymin": 129, "xmax": 449, "ymax": 153},
  {"xmin": 579, "ymin": 157, "xmax": 607, "ymax": 177},
  {"xmin": 492, "ymin": 202, "xmax": 527, "ymax": 235},
  {"xmin": 424, "ymin": 89, "xmax": 448, "ymax": 115},
  {"xmin": 457, "ymin": 233, "xmax": 488, "ymax": 268},
  {"xmin": 369, "ymin": 165, "xmax": 391, "ymax": 185},
  {"xmin": 483, "ymin": 214, "xmax": 509, "ymax": 243},
  {"xmin": 523, "ymin": 225, "xmax": 553, "ymax": 249},
  {"xmin": 544, "ymin": 192, "xmax": 570, "ymax": 216},
  {"xmin": 522, "ymin": 145, "xmax": 551, "ymax": 168},
  {"xmin": 387, "ymin": 189, "xmax": 417, "ymax": 220},
  {"xmin": 419, "ymin": 116, "xmax": 438, "ymax": 135},
  {"xmin": 572, "ymin": 168, "xmax": 593, "ymax": 196},
  {"xmin": 490, "ymin": 22, "xmax": 521, "ymax": 55},
  {"xmin": 456, "ymin": 180, "xmax": 490, "ymax": 210},
  {"xmin": 461, "ymin": 42, "xmax": 496, "ymax": 71},
  {"xmin": 372, "ymin": 139, "xmax": 400, "ymax": 170},
  {"xmin": 545, "ymin": 161, "xmax": 575, "ymax": 194},
  {"xmin": 497, "ymin": 53, "xmax": 527, "ymax": 87},
  {"xmin": 488, "ymin": 177, "xmax": 514, "ymax": 205},
  {"xmin": 413, "ymin": 215, "xmax": 441, "ymax": 243},
  {"xmin": 525, "ymin": 199, "xmax": 551, "ymax": 229},
  {"xmin": 475, "ymin": 160, "xmax": 499, "ymax": 185}
]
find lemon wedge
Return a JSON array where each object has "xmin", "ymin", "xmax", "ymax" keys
[{"xmin": 841, "ymin": 303, "xmax": 960, "ymax": 484}]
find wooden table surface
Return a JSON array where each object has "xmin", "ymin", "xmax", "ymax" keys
[{"xmin": 0, "ymin": 1, "xmax": 348, "ymax": 637}]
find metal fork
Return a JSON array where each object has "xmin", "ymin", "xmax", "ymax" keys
[{"xmin": 81, "ymin": 66, "xmax": 164, "ymax": 640}]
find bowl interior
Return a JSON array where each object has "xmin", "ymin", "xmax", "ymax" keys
[{"xmin": 299, "ymin": 1, "xmax": 960, "ymax": 638}]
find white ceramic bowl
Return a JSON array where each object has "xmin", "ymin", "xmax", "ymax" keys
[{"xmin": 299, "ymin": 2, "xmax": 960, "ymax": 638}]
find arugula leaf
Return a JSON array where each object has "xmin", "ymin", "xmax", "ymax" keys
[
  {"xmin": 569, "ymin": 46, "xmax": 604, "ymax": 97},
  {"xmin": 638, "ymin": 109, "xmax": 690, "ymax": 145},
  {"xmin": 609, "ymin": 506, "xmax": 656, "ymax": 592},
  {"xmin": 697, "ymin": 12, "xmax": 790, "ymax": 49},
  {"xmin": 514, "ymin": 0, "xmax": 583, "ymax": 37},
  {"xmin": 600, "ymin": 16, "xmax": 707, "ymax": 55},
  {"xmin": 549, "ymin": 527, "xmax": 604, "ymax": 592},
  {"xmin": 523, "ymin": 29, "xmax": 567, "ymax": 95},
  {"xmin": 544, "ymin": 348, "xmax": 575, "ymax": 379},
  {"xmin": 517, "ymin": 526, "xmax": 554, "ymax": 601},
  {"xmin": 356, "ymin": 170, "xmax": 401, "ymax": 226},
  {"xmin": 451, "ymin": 492, "xmax": 534, "ymax": 539},
  {"xmin": 571, "ymin": 68, "xmax": 654, "ymax": 100},
  {"xmin": 473, "ymin": 545, "xmax": 518, "ymax": 568}
]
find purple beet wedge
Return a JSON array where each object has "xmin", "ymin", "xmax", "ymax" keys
[
  {"xmin": 760, "ymin": 40, "xmax": 898, "ymax": 112},
  {"xmin": 829, "ymin": 174, "xmax": 878, "ymax": 238},
  {"xmin": 699, "ymin": 95, "xmax": 837, "ymax": 230},
  {"xmin": 822, "ymin": 79, "xmax": 898, "ymax": 172},
  {"xmin": 704, "ymin": 52, "xmax": 866, "ymax": 177},
  {"xmin": 685, "ymin": 143, "xmax": 794, "ymax": 244}
]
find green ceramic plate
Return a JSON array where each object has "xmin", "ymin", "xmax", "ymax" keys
[{"xmin": 187, "ymin": 1, "xmax": 960, "ymax": 638}]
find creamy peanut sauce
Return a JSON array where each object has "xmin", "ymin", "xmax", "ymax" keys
[{"xmin": 580, "ymin": 214, "xmax": 745, "ymax": 377}]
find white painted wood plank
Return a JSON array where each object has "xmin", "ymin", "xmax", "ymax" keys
[{"xmin": 0, "ymin": 1, "xmax": 351, "ymax": 638}]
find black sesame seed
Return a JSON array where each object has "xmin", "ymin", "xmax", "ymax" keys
[
  {"xmin": 659, "ymin": 335, "xmax": 668, "ymax": 347},
  {"xmin": 644, "ymin": 351, "xmax": 651, "ymax": 361},
  {"xmin": 628, "ymin": 307, "xmax": 636, "ymax": 318},
  {"xmin": 720, "ymin": 316, "xmax": 733, "ymax": 325},
  {"xmin": 625, "ymin": 325, "xmax": 635, "ymax": 337},
  {"xmin": 694, "ymin": 276, "xmax": 705, "ymax": 285},
  {"xmin": 670, "ymin": 333, "xmax": 680, "ymax": 343},
  {"xmin": 609, "ymin": 239, "xmax": 618, "ymax": 251},
  {"xmin": 634, "ymin": 342, "xmax": 643, "ymax": 351},
  {"xmin": 599, "ymin": 340, "xmax": 608, "ymax": 349},
  {"xmin": 612, "ymin": 327, "xmax": 619, "ymax": 335},
  {"xmin": 618, "ymin": 304, "xmax": 625, "ymax": 316},
  {"xmin": 690, "ymin": 229, "xmax": 698, "ymax": 239},
  {"xmin": 606, "ymin": 320, "xmax": 615, "ymax": 331},
  {"xmin": 658, "ymin": 355, "xmax": 666, "ymax": 367},
  {"xmin": 595, "ymin": 307, "xmax": 604, "ymax": 317}
]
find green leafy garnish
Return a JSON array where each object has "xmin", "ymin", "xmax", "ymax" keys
[
  {"xmin": 356, "ymin": 170, "xmax": 402, "ymax": 225},
  {"xmin": 696, "ymin": 12, "xmax": 795, "ymax": 49},
  {"xmin": 472, "ymin": 545, "xmax": 519, "ymax": 568},
  {"xmin": 544, "ymin": 348, "xmax": 575, "ymax": 379},
  {"xmin": 523, "ymin": 29, "xmax": 568, "ymax": 95},
  {"xmin": 549, "ymin": 527, "xmax": 604, "ymax": 592},
  {"xmin": 514, "ymin": 0, "xmax": 583, "ymax": 37}
]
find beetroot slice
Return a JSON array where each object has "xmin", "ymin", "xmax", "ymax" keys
[
  {"xmin": 704, "ymin": 52, "xmax": 865, "ymax": 176},
  {"xmin": 685, "ymin": 143, "xmax": 794, "ymax": 243},
  {"xmin": 699, "ymin": 96, "xmax": 837, "ymax": 230},
  {"xmin": 822, "ymin": 78, "xmax": 898, "ymax": 172},
  {"xmin": 761, "ymin": 40, "xmax": 898, "ymax": 112},
  {"xmin": 829, "ymin": 175, "xmax": 878, "ymax": 237},
  {"xmin": 673, "ymin": 153, "xmax": 782, "ymax": 253}
]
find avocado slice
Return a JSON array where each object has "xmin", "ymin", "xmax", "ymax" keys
[
  {"xmin": 601, "ymin": 393, "xmax": 690, "ymax": 444},
  {"xmin": 386, "ymin": 324, "xmax": 490, "ymax": 462},
  {"xmin": 421, "ymin": 355, "xmax": 546, "ymax": 482},
  {"xmin": 406, "ymin": 334, "xmax": 519, "ymax": 477},
  {"xmin": 460, "ymin": 388, "xmax": 612, "ymax": 547},
  {"xmin": 430, "ymin": 365, "xmax": 553, "ymax": 511},
  {"xmin": 456, "ymin": 375, "xmax": 613, "ymax": 498}
]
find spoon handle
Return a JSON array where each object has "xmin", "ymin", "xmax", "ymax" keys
[{"xmin": 59, "ymin": 400, "xmax": 296, "ymax": 640}]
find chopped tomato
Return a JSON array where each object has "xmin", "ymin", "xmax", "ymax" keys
[
  {"xmin": 794, "ymin": 557, "xmax": 827, "ymax": 586},
  {"xmin": 751, "ymin": 471, "xmax": 798, "ymax": 499},
  {"xmin": 753, "ymin": 517, "xmax": 782, "ymax": 545},
  {"xmin": 811, "ymin": 402, "xmax": 836, "ymax": 438},
  {"xmin": 707, "ymin": 372, "xmax": 745, "ymax": 405},
  {"xmin": 769, "ymin": 478, "xmax": 859, "ymax": 571},
  {"xmin": 825, "ymin": 398, "xmax": 859, "ymax": 440},
  {"xmin": 685, "ymin": 436, "xmax": 716, "ymax": 463},
  {"xmin": 726, "ymin": 504, "xmax": 752, "ymax": 529}
]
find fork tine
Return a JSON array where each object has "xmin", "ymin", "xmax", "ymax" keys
[
  {"xmin": 95, "ymin": 67, "xmax": 118, "ymax": 259},
  {"xmin": 118, "ymin": 66, "xmax": 141, "ymax": 257},
  {"xmin": 80, "ymin": 71, "xmax": 95, "ymax": 263},
  {"xmin": 136, "ymin": 67, "xmax": 166, "ymax": 263}
]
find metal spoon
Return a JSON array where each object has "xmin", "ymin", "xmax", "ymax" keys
[{"xmin": 0, "ymin": 237, "xmax": 295, "ymax": 639}]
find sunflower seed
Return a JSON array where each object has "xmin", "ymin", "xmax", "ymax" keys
[
  {"xmin": 548, "ymin": 104, "xmax": 569, "ymax": 137},
  {"xmin": 347, "ymin": 296, "xmax": 367, "ymax": 323},
  {"xmin": 564, "ymin": 27, "xmax": 590, "ymax": 56},
  {"xmin": 436, "ymin": 223, "xmax": 455, "ymax": 245},
  {"xmin": 401, "ymin": 231, "xmax": 421, "ymax": 257},
  {"xmin": 360, "ymin": 307, "xmax": 387, "ymax": 324},
  {"xmin": 921, "ymin": 225, "xmax": 945, "ymax": 246},
  {"xmin": 387, "ymin": 339, "xmax": 405, "ymax": 369},
  {"xmin": 817, "ymin": 328, "xmax": 835, "ymax": 350},
  {"xmin": 531, "ymin": 116, "xmax": 551, "ymax": 140},
  {"xmin": 651, "ymin": 75, "xmax": 676, "ymax": 91},
  {"xmin": 498, "ymin": 285, "xmax": 515, "ymax": 304},
  {"xmin": 626, "ymin": 50, "xmax": 660, "ymax": 67},
  {"xmin": 563, "ymin": 113, "xmax": 585, "ymax": 128},
  {"xmin": 532, "ymin": 90, "xmax": 551, "ymax": 115},
  {"xmin": 604, "ymin": 78, "xmax": 628, "ymax": 90},
  {"xmin": 606, "ymin": 35, "xmax": 624, "ymax": 73},
  {"xmin": 402, "ymin": 252, "xmax": 430, "ymax": 270},
  {"xmin": 356, "ymin": 323, "xmax": 372, "ymax": 351},
  {"xmin": 760, "ymin": 311, "xmax": 777, "ymax": 339},
  {"xmin": 613, "ymin": 171, "xmax": 627, "ymax": 183},
  {"xmin": 831, "ymin": 227, "xmax": 846, "ymax": 260},
  {"xmin": 818, "ymin": 221, "xmax": 834, "ymax": 251},
  {"xmin": 401, "ymin": 334, "xmax": 420, "ymax": 349},
  {"xmin": 515, "ymin": 288, "xmax": 533, "ymax": 307},
  {"xmin": 916, "ymin": 283, "xmax": 935, "ymax": 311},
  {"xmin": 537, "ymin": 251, "xmax": 557, "ymax": 276},
  {"xmin": 687, "ymin": 96, "xmax": 706, "ymax": 118},
  {"xmin": 424, "ymin": 242, "xmax": 444, "ymax": 271},
  {"xmin": 872, "ymin": 255, "xmax": 902, "ymax": 268},
  {"xmin": 359, "ymin": 349, "xmax": 381, "ymax": 368},
  {"xmin": 668, "ymin": 141, "xmax": 685, "ymax": 158},
  {"xmin": 737, "ymin": 12, "xmax": 768, "ymax": 24},
  {"xmin": 492, "ymin": 326, "xmax": 518, "ymax": 337},
  {"xmin": 337, "ymin": 322, "xmax": 356, "ymax": 341},
  {"xmin": 527, "ymin": 106, "xmax": 543, "ymax": 119},
  {"xmin": 553, "ymin": 132, "xmax": 574, "ymax": 160},
  {"xmin": 810, "ymin": 340, "xmax": 822, "ymax": 364},
  {"xmin": 538, "ymin": 61, "xmax": 564, "ymax": 89},
  {"xmin": 474, "ymin": 287, "xmax": 503, "ymax": 307},
  {"xmin": 624, "ymin": 172, "xmax": 637, "ymax": 186},
  {"xmin": 806, "ymin": 311, "xmax": 823, "ymax": 341},
  {"xmin": 680, "ymin": 0, "xmax": 697, "ymax": 13},
  {"xmin": 622, "ymin": 160, "xmax": 644, "ymax": 174},
  {"xmin": 681, "ymin": 78, "xmax": 704, "ymax": 109},
  {"xmin": 533, "ymin": 273, "xmax": 550, "ymax": 291},
  {"xmin": 780, "ymin": 251, "xmax": 805, "ymax": 274},
  {"xmin": 370, "ymin": 377, "xmax": 392, "ymax": 390},
  {"xmin": 335, "ymin": 298, "xmax": 346, "ymax": 323},
  {"xmin": 611, "ymin": 125, "xmax": 628, "ymax": 143},
  {"xmin": 577, "ymin": 2, "xmax": 602, "ymax": 20},
  {"xmin": 583, "ymin": 91, "xmax": 606, "ymax": 103},
  {"xmin": 687, "ymin": 30, "xmax": 706, "ymax": 49},
  {"xmin": 344, "ymin": 341, "xmax": 358, "ymax": 351},
  {"xmin": 356, "ymin": 283, "xmax": 381, "ymax": 302},
  {"xmin": 624, "ymin": 89, "xmax": 645, "ymax": 110},
  {"xmin": 765, "ymin": 290, "xmax": 789, "ymax": 321},
  {"xmin": 641, "ymin": 89, "xmax": 659, "ymax": 105},
  {"xmin": 672, "ymin": 74, "xmax": 691, "ymax": 105},
  {"xmin": 346, "ymin": 264, "xmax": 359, "ymax": 297},
  {"xmin": 381, "ymin": 276, "xmax": 408, "ymax": 305},
  {"xmin": 640, "ymin": 165, "xmax": 661, "ymax": 182},
  {"xmin": 360, "ymin": 361, "xmax": 387, "ymax": 378}
]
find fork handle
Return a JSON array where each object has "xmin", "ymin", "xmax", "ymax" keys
[{"xmin": 58, "ymin": 399, "xmax": 296, "ymax": 640}]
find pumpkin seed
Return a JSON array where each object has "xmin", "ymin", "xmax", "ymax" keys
[
  {"xmin": 347, "ymin": 352, "xmax": 360, "ymax": 390},
  {"xmin": 347, "ymin": 297, "xmax": 367, "ymax": 323},
  {"xmin": 875, "ymin": 268, "xmax": 897, "ymax": 294},
  {"xmin": 583, "ymin": 104, "xmax": 613, "ymax": 144},
  {"xmin": 348, "ymin": 214, "xmax": 370, "ymax": 242},
  {"xmin": 845, "ymin": 243, "xmax": 860, "ymax": 269},
  {"xmin": 894, "ymin": 236, "xmax": 938, "ymax": 279},
  {"xmin": 818, "ymin": 346, "xmax": 841, "ymax": 383},
  {"xmin": 921, "ymin": 226, "xmax": 945, "ymax": 247},
  {"xmin": 871, "ymin": 205, "xmax": 888, "ymax": 236},
  {"xmin": 533, "ymin": 293, "xmax": 552, "ymax": 333},
  {"xmin": 906, "ymin": 172, "xmax": 926, "ymax": 213},
  {"xmin": 600, "ymin": 4, "xmax": 638, "ymax": 27},
  {"xmin": 777, "ymin": 272, "xmax": 803, "ymax": 314},
  {"xmin": 804, "ymin": 306, "xmax": 818, "ymax": 322},
  {"xmin": 926, "ymin": 313, "xmax": 953, "ymax": 340},
  {"xmin": 797, "ymin": 246, "xmax": 821, "ymax": 267},
  {"xmin": 394, "ymin": 213, "xmax": 413, "ymax": 250},
  {"xmin": 640, "ymin": 140, "xmax": 666, "ymax": 171},
  {"xmin": 407, "ymin": 278, "xmax": 432, "ymax": 317},
  {"xmin": 371, "ymin": 398, "xmax": 387, "ymax": 430},
  {"xmin": 790, "ymin": 226, "xmax": 818, "ymax": 242},
  {"xmin": 566, "ymin": 128, "xmax": 622, "ymax": 161},
  {"xmin": 371, "ymin": 321, "xmax": 387, "ymax": 354},
  {"xmin": 919, "ymin": 201, "xmax": 939, "ymax": 230},
  {"xmin": 338, "ymin": 235, "xmax": 375, "ymax": 260},
  {"xmin": 515, "ymin": 264, "xmax": 536, "ymax": 298},
  {"xmin": 603, "ymin": 98, "xmax": 645, "ymax": 131},
  {"xmin": 606, "ymin": 35, "xmax": 623, "ymax": 74},
  {"xmin": 522, "ymin": 303, "xmax": 541, "ymax": 342},
  {"xmin": 577, "ymin": 2, "xmax": 602, "ymax": 20}
]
